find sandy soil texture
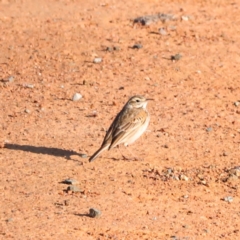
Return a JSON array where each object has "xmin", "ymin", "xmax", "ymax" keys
[{"xmin": 0, "ymin": 0, "xmax": 240, "ymax": 239}]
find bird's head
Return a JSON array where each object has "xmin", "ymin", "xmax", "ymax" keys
[{"xmin": 127, "ymin": 95, "xmax": 153, "ymax": 109}]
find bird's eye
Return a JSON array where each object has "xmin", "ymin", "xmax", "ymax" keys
[{"xmin": 136, "ymin": 99, "xmax": 140, "ymax": 102}]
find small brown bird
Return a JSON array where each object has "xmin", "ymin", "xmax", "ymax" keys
[{"xmin": 89, "ymin": 95, "xmax": 152, "ymax": 162}]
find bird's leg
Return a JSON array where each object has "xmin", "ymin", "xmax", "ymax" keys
[
  {"xmin": 116, "ymin": 145, "xmax": 129, "ymax": 160},
  {"xmin": 125, "ymin": 146, "xmax": 144, "ymax": 161},
  {"xmin": 118, "ymin": 145, "xmax": 143, "ymax": 161}
]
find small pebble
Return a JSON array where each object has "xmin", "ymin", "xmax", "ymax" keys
[
  {"xmin": 181, "ymin": 15, "xmax": 189, "ymax": 21},
  {"xmin": 8, "ymin": 76, "xmax": 14, "ymax": 82},
  {"xmin": 159, "ymin": 28, "xmax": 167, "ymax": 35},
  {"xmin": 67, "ymin": 185, "xmax": 82, "ymax": 193},
  {"xmin": 223, "ymin": 196, "xmax": 233, "ymax": 203},
  {"xmin": 227, "ymin": 175, "xmax": 238, "ymax": 182},
  {"xmin": 180, "ymin": 174, "xmax": 189, "ymax": 181},
  {"xmin": 80, "ymin": 154, "xmax": 88, "ymax": 158},
  {"xmin": 234, "ymin": 101, "xmax": 240, "ymax": 107},
  {"xmin": 25, "ymin": 109, "xmax": 31, "ymax": 114},
  {"xmin": 90, "ymin": 111, "xmax": 98, "ymax": 117},
  {"xmin": 229, "ymin": 166, "xmax": 240, "ymax": 176},
  {"xmin": 6, "ymin": 218, "xmax": 13, "ymax": 223},
  {"xmin": 89, "ymin": 208, "xmax": 101, "ymax": 218},
  {"xmin": 171, "ymin": 54, "xmax": 182, "ymax": 61},
  {"xmin": 1, "ymin": 76, "xmax": 14, "ymax": 83},
  {"xmin": 119, "ymin": 86, "xmax": 124, "ymax": 90},
  {"xmin": 113, "ymin": 46, "xmax": 120, "ymax": 51},
  {"xmin": 93, "ymin": 57, "xmax": 102, "ymax": 63},
  {"xmin": 223, "ymin": 152, "xmax": 228, "ymax": 156},
  {"xmin": 132, "ymin": 44, "xmax": 142, "ymax": 49},
  {"xmin": 200, "ymin": 180, "xmax": 208, "ymax": 186},
  {"xmin": 173, "ymin": 175, "xmax": 180, "ymax": 181},
  {"xmin": 25, "ymin": 84, "xmax": 34, "ymax": 88},
  {"xmin": 169, "ymin": 25, "xmax": 177, "ymax": 31},
  {"xmin": 106, "ymin": 47, "xmax": 113, "ymax": 52},
  {"xmin": 72, "ymin": 93, "xmax": 82, "ymax": 101},
  {"xmin": 206, "ymin": 127, "xmax": 212, "ymax": 132},
  {"xmin": 63, "ymin": 178, "xmax": 79, "ymax": 185}
]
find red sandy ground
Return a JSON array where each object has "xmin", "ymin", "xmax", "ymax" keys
[{"xmin": 0, "ymin": 0, "xmax": 240, "ymax": 239}]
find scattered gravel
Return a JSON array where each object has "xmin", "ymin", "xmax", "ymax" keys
[
  {"xmin": 173, "ymin": 175, "xmax": 180, "ymax": 181},
  {"xmin": 105, "ymin": 46, "xmax": 120, "ymax": 52},
  {"xmin": 134, "ymin": 13, "xmax": 174, "ymax": 25},
  {"xmin": 228, "ymin": 166, "xmax": 240, "ymax": 177},
  {"xmin": 180, "ymin": 174, "xmax": 189, "ymax": 181},
  {"xmin": 72, "ymin": 93, "xmax": 82, "ymax": 101},
  {"xmin": 89, "ymin": 208, "xmax": 101, "ymax": 218}
]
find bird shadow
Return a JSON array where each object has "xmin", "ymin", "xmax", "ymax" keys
[{"xmin": 4, "ymin": 143, "xmax": 84, "ymax": 161}]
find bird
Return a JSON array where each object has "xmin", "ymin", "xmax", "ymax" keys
[{"xmin": 89, "ymin": 95, "xmax": 152, "ymax": 162}]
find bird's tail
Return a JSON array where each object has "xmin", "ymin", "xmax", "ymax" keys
[{"xmin": 89, "ymin": 145, "xmax": 109, "ymax": 162}]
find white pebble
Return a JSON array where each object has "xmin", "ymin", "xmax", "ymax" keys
[
  {"xmin": 8, "ymin": 76, "xmax": 14, "ymax": 82},
  {"xmin": 181, "ymin": 16, "xmax": 189, "ymax": 21},
  {"xmin": 25, "ymin": 84, "xmax": 34, "ymax": 88},
  {"xmin": 159, "ymin": 28, "xmax": 167, "ymax": 35},
  {"xmin": 93, "ymin": 58, "xmax": 102, "ymax": 63},
  {"xmin": 180, "ymin": 174, "xmax": 189, "ymax": 181},
  {"xmin": 72, "ymin": 93, "xmax": 82, "ymax": 101}
]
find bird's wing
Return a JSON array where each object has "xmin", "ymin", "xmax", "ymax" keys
[{"xmin": 109, "ymin": 109, "xmax": 147, "ymax": 149}]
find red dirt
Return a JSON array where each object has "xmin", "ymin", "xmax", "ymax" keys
[{"xmin": 0, "ymin": 0, "xmax": 240, "ymax": 239}]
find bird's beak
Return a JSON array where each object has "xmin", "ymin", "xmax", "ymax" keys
[{"xmin": 146, "ymin": 98, "xmax": 154, "ymax": 101}]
